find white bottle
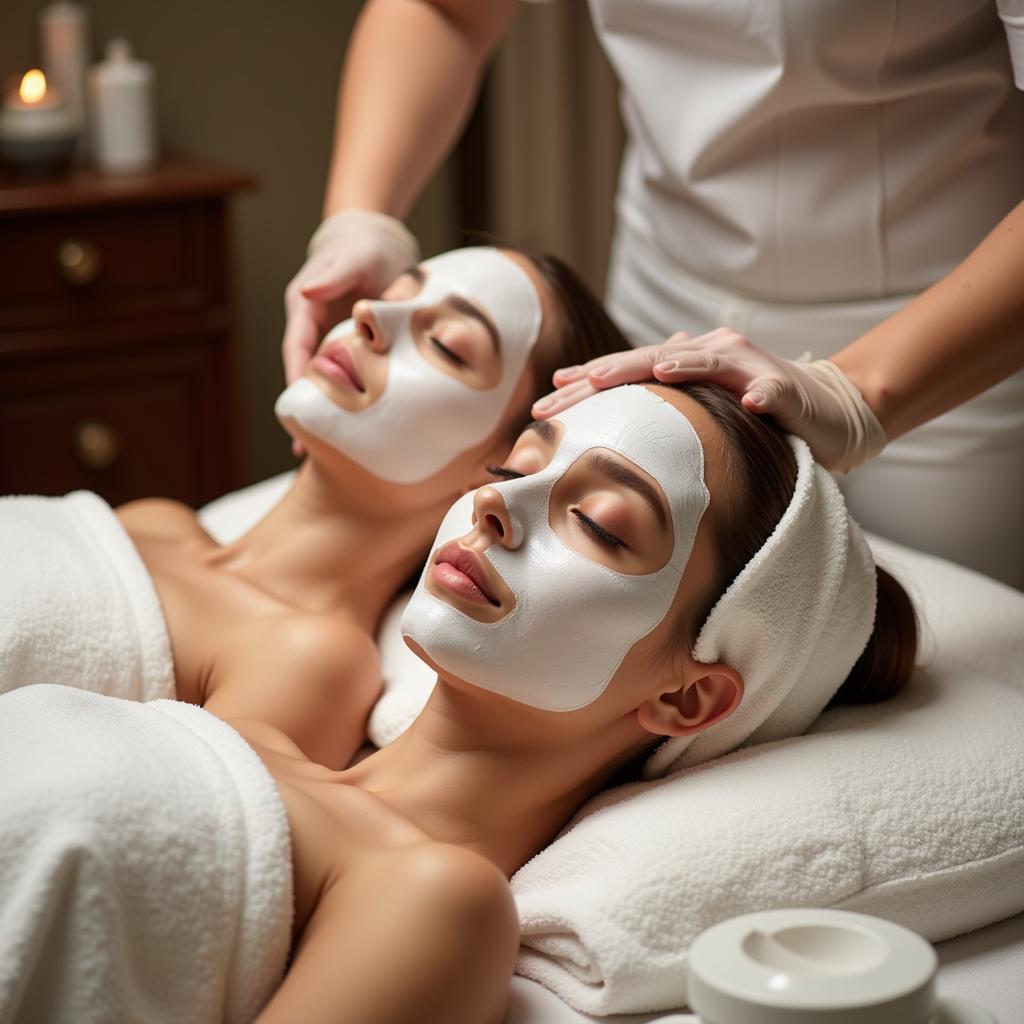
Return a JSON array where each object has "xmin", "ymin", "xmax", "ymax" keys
[
  {"xmin": 88, "ymin": 39, "xmax": 157, "ymax": 174},
  {"xmin": 40, "ymin": 1, "xmax": 90, "ymax": 161}
]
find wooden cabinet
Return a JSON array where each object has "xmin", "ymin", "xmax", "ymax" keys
[{"xmin": 0, "ymin": 161, "xmax": 253, "ymax": 506}]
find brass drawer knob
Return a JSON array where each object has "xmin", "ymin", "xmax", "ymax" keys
[
  {"xmin": 57, "ymin": 238, "xmax": 102, "ymax": 286},
  {"xmin": 74, "ymin": 420, "xmax": 120, "ymax": 470}
]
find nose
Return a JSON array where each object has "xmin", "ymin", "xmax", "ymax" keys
[
  {"xmin": 471, "ymin": 486, "xmax": 520, "ymax": 549},
  {"xmin": 351, "ymin": 300, "xmax": 389, "ymax": 353}
]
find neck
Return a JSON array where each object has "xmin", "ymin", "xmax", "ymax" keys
[
  {"xmin": 342, "ymin": 679, "xmax": 648, "ymax": 876},
  {"xmin": 209, "ymin": 458, "xmax": 443, "ymax": 634}
]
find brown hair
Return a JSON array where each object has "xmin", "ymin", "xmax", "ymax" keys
[{"xmin": 667, "ymin": 382, "xmax": 917, "ymax": 708}]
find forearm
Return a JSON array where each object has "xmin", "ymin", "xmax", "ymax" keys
[
  {"xmin": 323, "ymin": 0, "xmax": 517, "ymax": 219},
  {"xmin": 834, "ymin": 200, "xmax": 1024, "ymax": 441}
]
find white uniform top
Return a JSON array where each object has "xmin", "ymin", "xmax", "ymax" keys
[{"xmin": 532, "ymin": 0, "xmax": 1024, "ymax": 302}]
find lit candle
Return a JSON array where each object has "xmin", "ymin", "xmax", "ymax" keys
[
  {"xmin": 0, "ymin": 68, "xmax": 78, "ymax": 174},
  {"xmin": 9, "ymin": 68, "xmax": 61, "ymax": 110}
]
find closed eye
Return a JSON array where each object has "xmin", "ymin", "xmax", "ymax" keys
[
  {"xmin": 485, "ymin": 465, "xmax": 524, "ymax": 480},
  {"xmin": 573, "ymin": 508, "xmax": 626, "ymax": 549},
  {"xmin": 431, "ymin": 336, "xmax": 468, "ymax": 367}
]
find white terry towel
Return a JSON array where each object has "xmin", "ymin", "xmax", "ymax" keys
[
  {"xmin": 0, "ymin": 491, "xmax": 174, "ymax": 701},
  {"xmin": 0, "ymin": 685, "xmax": 293, "ymax": 1024}
]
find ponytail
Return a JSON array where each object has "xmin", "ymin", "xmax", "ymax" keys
[{"xmin": 826, "ymin": 566, "xmax": 918, "ymax": 707}]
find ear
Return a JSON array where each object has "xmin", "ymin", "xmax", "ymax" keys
[
  {"xmin": 636, "ymin": 664, "xmax": 744, "ymax": 738},
  {"xmin": 461, "ymin": 438, "xmax": 515, "ymax": 495}
]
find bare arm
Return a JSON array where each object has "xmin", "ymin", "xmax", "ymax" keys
[
  {"xmin": 282, "ymin": 0, "xmax": 519, "ymax": 389},
  {"xmin": 323, "ymin": 0, "xmax": 519, "ymax": 219},
  {"xmin": 833, "ymin": 199, "xmax": 1024, "ymax": 441}
]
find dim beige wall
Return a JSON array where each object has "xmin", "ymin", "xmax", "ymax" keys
[
  {"xmin": 1, "ymin": 0, "xmax": 460, "ymax": 483},
  {"xmin": 487, "ymin": 2, "xmax": 624, "ymax": 296},
  {"xmin": 1, "ymin": 1, "xmax": 622, "ymax": 486}
]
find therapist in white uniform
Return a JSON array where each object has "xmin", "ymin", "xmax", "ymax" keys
[{"xmin": 282, "ymin": 0, "xmax": 1024, "ymax": 589}]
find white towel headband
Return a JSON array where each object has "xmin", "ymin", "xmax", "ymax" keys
[{"xmin": 644, "ymin": 436, "xmax": 878, "ymax": 778}]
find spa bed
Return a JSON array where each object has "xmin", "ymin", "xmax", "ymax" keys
[{"xmin": 201, "ymin": 475, "xmax": 1024, "ymax": 1024}]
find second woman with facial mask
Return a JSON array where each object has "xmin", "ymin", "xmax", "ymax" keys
[{"xmin": 0, "ymin": 245, "xmax": 628, "ymax": 769}]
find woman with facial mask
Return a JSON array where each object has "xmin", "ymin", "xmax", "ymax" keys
[{"xmin": 0, "ymin": 245, "xmax": 627, "ymax": 771}]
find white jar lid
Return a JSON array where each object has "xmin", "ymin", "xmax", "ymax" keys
[{"xmin": 687, "ymin": 909, "xmax": 937, "ymax": 1024}]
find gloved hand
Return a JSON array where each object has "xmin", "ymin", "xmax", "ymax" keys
[
  {"xmin": 532, "ymin": 328, "xmax": 887, "ymax": 473},
  {"xmin": 282, "ymin": 209, "xmax": 420, "ymax": 385}
]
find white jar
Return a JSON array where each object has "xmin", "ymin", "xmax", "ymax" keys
[
  {"xmin": 88, "ymin": 39, "xmax": 157, "ymax": 174},
  {"xmin": 687, "ymin": 909, "xmax": 996, "ymax": 1024}
]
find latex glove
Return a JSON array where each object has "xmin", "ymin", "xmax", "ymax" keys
[
  {"xmin": 282, "ymin": 209, "xmax": 420, "ymax": 385},
  {"xmin": 532, "ymin": 328, "xmax": 887, "ymax": 473}
]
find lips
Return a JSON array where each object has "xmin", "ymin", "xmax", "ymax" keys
[
  {"xmin": 433, "ymin": 542, "xmax": 501, "ymax": 607},
  {"xmin": 318, "ymin": 340, "xmax": 365, "ymax": 392}
]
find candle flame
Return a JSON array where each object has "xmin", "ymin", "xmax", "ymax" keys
[{"xmin": 19, "ymin": 69, "xmax": 47, "ymax": 104}]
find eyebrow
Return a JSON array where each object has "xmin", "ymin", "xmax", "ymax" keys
[
  {"xmin": 585, "ymin": 451, "xmax": 669, "ymax": 531},
  {"xmin": 448, "ymin": 295, "xmax": 501, "ymax": 354},
  {"xmin": 523, "ymin": 419, "xmax": 559, "ymax": 445}
]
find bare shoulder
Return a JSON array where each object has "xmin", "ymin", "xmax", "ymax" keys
[
  {"xmin": 259, "ymin": 836, "xmax": 517, "ymax": 1024},
  {"xmin": 236, "ymin": 613, "xmax": 380, "ymax": 679},
  {"xmin": 116, "ymin": 497, "xmax": 210, "ymax": 543},
  {"xmin": 368, "ymin": 841, "xmax": 515, "ymax": 920},
  {"xmin": 209, "ymin": 613, "xmax": 383, "ymax": 768}
]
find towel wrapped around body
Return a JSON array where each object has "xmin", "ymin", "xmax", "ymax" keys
[
  {"xmin": 0, "ymin": 491, "xmax": 174, "ymax": 701},
  {"xmin": 0, "ymin": 685, "xmax": 293, "ymax": 1024}
]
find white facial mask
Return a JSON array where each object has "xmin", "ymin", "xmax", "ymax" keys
[
  {"xmin": 274, "ymin": 247, "xmax": 542, "ymax": 484},
  {"xmin": 401, "ymin": 385, "xmax": 710, "ymax": 711}
]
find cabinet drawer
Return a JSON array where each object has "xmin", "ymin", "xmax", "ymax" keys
[
  {"xmin": 0, "ymin": 202, "xmax": 223, "ymax": 335},
  {"xmin": 0, "ymin": 340, "xmax": 235, "ymax": 507}
]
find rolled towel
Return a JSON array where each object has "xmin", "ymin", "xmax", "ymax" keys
[
  {"xmin": 0, "ymin": 491, "xmax": 174, "ymax": 701},
  {"xmin": 0, "ymin": 685, "xmax": 293, "ymax": 1024}
]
